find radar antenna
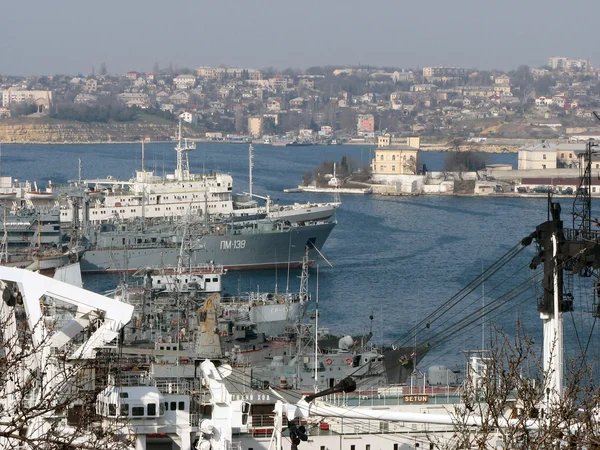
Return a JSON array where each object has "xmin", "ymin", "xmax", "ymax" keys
[
  {"xmin": 572, "ymin": 140, "xmax": 598, "ymax": 237},
  {"xmin": 174, "ymin": 118, "xmax": 196, "ymax": 181}
]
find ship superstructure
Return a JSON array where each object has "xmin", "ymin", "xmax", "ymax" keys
[{"xmin": 59, "ymin": 123, "xmax": 337, "ymax": 226}]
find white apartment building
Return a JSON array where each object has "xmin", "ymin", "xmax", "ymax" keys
[
  {"xmin": 173, "ymin": 75, "xmax": 196, "ymax": 90},
  {"xmin": 1, "ymin": 88, "xmax": 53, "ymax": 113},
  {"xmin": 195, "ymin": 66, "xmax": 262, "ymax": 80},
  {"xmin": 547, "ymin": 56, "xmax": 590, "ymax": 72},
  {"xmin": 518, "ymin": 142, "xmax": 585, "ymax": 170}
]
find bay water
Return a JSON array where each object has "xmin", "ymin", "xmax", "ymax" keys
[{"xmin": 3, "ymin": 142, "xmax": 597, "ymax": 371}]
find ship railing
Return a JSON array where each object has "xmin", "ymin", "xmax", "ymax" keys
[
  {"xmin": 189, "ymin": 413, "xmax": 202, "ymax": 427},
  {"xmin": 92, "ymin": 242, "xmax": 175, "ymax": 251},
  {"xmin": 108, "ymin": 372, "xmax": 151, "ymax": 387},
  {"xmin": 153, "ymin": 378, "xmax": 199, "ymax": 395},
  {"xmin": 320, "ymin": 385, "xmax": 463, "ymax": 408},
  {"xmin": 325, "ymin": 417, "xmax": 439, "ymax": 434},
  {"xmin": 249, "ymin": 414, "xmax": 276, "ymax": 428},
  {"xmin": 563, "ymin": 227, "xmax": 600, "ymax": 242}
]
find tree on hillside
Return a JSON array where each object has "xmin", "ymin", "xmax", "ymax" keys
[
  {"xmin": 510, "ymin": 65, "xmax": 535, "ymax": 101},
  {"xmin": 339, "ymin": 108, "xmax": 357, "ymax": 134},
  {"xmin": 445, "ymin": 151, "xmax": 486, "ymax": 174},
  {"xmin": 534, "ymin": 75, "xmax": 556, "ymax": 96},
  {"xmin": 445, "ymin": 139, "xmax": 486, "ymax": 179}
]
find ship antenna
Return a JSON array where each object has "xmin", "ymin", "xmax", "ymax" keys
[
  {"xmin": 0, "ymin": 208, "xmax": 7, "ymax": 264},
  {"xmin": 298, "ymin": 245, "xmax": 309, "ymax": 302},
  {"xmin": 314, "ymin": 263, "xmax": 319, "ymax": 394},
  {"xmin": 249, "ymin": 143, "xmax": 253, "ymax": 200},
  {"xmin": 174, "ymin": 117, "xmax": 196, "ymax": 181},
  {"xmin": 482, "ymin": 262, "xmax": 486, "ymax": 351}
]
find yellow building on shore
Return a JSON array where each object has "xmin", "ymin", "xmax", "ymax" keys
[{"xmin": 371, "ymin": 135, "xmax": 420, "ymax": 175}]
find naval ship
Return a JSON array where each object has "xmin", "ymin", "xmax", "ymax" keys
[
  {"xmin": 79, "ymin": 216, "xmax": 335, "ymax": 273},
  {"xmin": 59, "ymin": 121, "xmax": 338, "ymax": 225}
]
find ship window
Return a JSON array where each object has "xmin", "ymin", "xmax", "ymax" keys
[
  {"xmin": 132, "ymin": 406, "xmax": 144, "ymax": 416},
  {"xmin": 394, "ymin": 446, "xmax": 398, "ymax": 450},
  {"xmin": 170, "ymin": 401, "xmax": 176, "ymax": 410},
  {"xmin": 178, "ymin": 401, "xmax": 185, "ymax": 410},
  {"xmin": 213, "ymin": 278, "xmax": 218, "ymax": 282},
  {"xmin": 109, "ymin": 404, "xmax": 116, "ymax": 416},
  {"xmin": 119, "ymin": 392, "xmax": 129, "ymax": 398},
  {"xmin": 120, "ymin": 404, "xmax": 129, "ymax": 416},
  {"xmin": 160, "ymin": 403, "xmax": 165, "ymax": 415},
  {"xmin": 147, "ymin": 403, "xmax": 156, "ymax": 416},
  {"xmin": 164, "ymin": 402, "xmax": 168, "ymax": 411},
  {"xmin": 351, "ymin": 446, "xmax": 355, "ymax": 450}
]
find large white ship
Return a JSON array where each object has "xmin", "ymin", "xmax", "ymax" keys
[{"xmin": 59, "ymin": 122, "xmax": 338, "ymax": 225}]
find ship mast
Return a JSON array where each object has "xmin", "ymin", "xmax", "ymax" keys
[
  {"xmin": 174, "ymin": 118, "xmax": 196, "ymax": 181},
  {"xmin": 248, "ymin": 144, "xmax": 253, "ymax": 199},
  {"xmin": 0, "ymin": 208, "xmax": 7, "ymax": 264}
]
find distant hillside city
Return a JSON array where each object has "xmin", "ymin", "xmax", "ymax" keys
[{"xmin": 1, "ymin": 56, "xmax": 599, "ymax": 144}]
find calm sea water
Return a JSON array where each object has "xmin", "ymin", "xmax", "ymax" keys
[{"xmin": 3, "ymin": 143, "xmax": 598, "ymax": 370}]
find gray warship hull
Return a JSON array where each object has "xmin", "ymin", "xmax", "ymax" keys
[{"xmin": 79, "ymin": 221, "xmax": 335, "ymax": 273}]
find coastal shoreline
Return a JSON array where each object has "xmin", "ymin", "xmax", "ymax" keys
[{"xmin": 0, "ymin": 138, "xmax": 519, "ymax": 153}]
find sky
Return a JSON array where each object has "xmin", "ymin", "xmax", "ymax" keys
[{"xmin": 1, "ymin": 0, "xmax": 599, "ymax": 76}]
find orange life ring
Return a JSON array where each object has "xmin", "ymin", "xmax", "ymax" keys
[
  {"xmin": 345, "ymin": 357, "xmax": 353, "ymax": 366},
  {"xmin": 325, "ymin": 357, "xmax": 333, "ymax": 366}
]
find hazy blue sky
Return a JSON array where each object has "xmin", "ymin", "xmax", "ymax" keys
[{"xmin": 2, "ymin": 0, "xmax": 598, "ymax": 75}]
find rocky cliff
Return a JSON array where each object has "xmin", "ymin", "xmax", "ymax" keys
[{"xmin": 0, "ymin": 122, "xmax": 202, "ymax": 143}]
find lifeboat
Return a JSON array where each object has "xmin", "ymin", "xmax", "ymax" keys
[
  {"xmin": 0, "ymin": 192, "xmax": 17, "ymax": 201},
  {"xmin": 25, "ymin": 191, "xmax": 57, "ymax": 200}
]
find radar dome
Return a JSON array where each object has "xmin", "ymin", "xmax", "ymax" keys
[{"xmin": 338, "ymin": 335, "xmax": 354, "ymax": 350}]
